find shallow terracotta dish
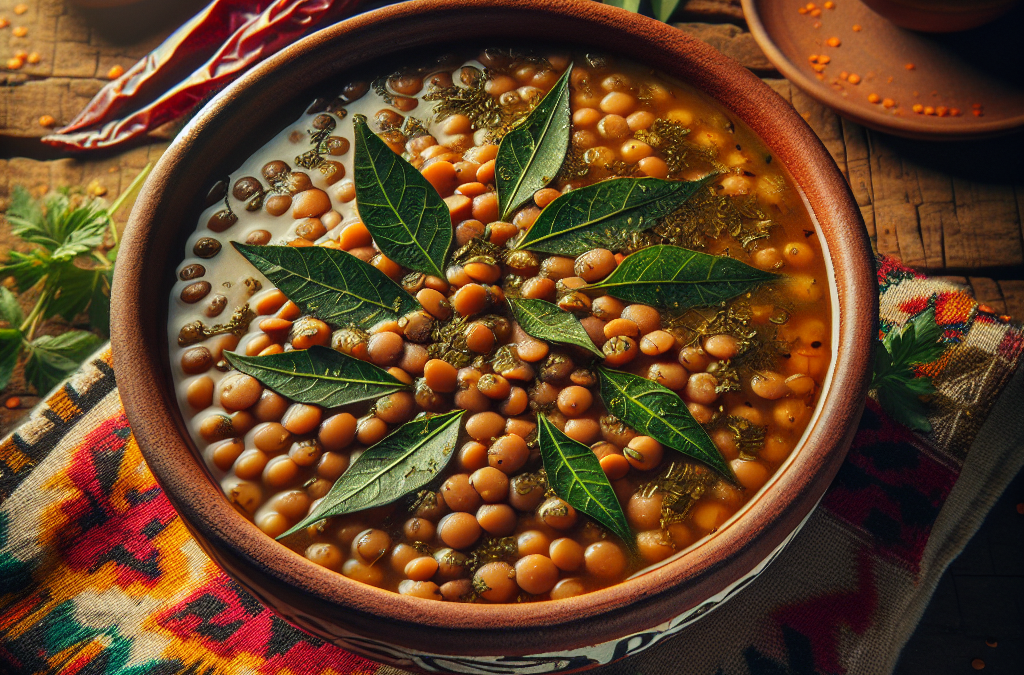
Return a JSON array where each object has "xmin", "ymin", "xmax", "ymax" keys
[
  {"xmin": 743, "ymin": 0, "xmax": 1024, "ymax": 141},
  {"xmin": 112, "ymin": 0, "xmax": 876, "ymax": 671}
]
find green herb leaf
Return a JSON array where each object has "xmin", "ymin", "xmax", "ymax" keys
[
  {"xmin": 596, "ymin": 366, "xmax": 734, "ymax": 480},
  {"xmin": 279, "ymin": 410, "xmax": 465, "ymax": 539},
  {"xmin": 603, "ymin": 0, "xmax": 643, "ymax": 12},
  {"xmin": 495, "ymin": 64, "xmax": 572, "ymax": 220},
  {"xmin": 589, "ymin": 244, "xmax": 777, "ymax": 310},
  {"xmin": 651, "ymin": 0, "xmax": 682, "ymax": 22},
  {"xmin": 353, "ymin": 116, "xmax": 452, "ymax": 277},
  {"xmin": 507, "ymin": 297, "xmax": 603, "ymax": 358},
  {"xmin": 884, "ymin": 307, "xmax": 945, "ymax": 368},
  {"xmin": 0, "ymin": 328, "xmax": 22, "ymax": 391},
  {"xmin": 233, "ymin": 243, "xmax": 418, "ymax": 328},
  {"xmin": 536, "ymin": 413, "xmax": 634, "ymax": 547},
  {"xmin": 47, "ymin": 265, "xmax": 105, "ymax": 323},
  {"xmin": 871, "ymin": 307, "xmax": 946, "ymax": 432},
  {"xmin": 25, "ymin": 330, "xmax": 102, "ymax": 394},
  {"xmin": 224, "ymin": 345, "xmax": 408, "ymax": 408},
  {"xmin": 0, "ymin": 287, "xmax": 24, "ymax": 327},
  {"xmin": 514, "ymin": 176, "xmax": 712, "ymax": 256}
]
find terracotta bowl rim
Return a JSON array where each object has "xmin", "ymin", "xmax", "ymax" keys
[{"xmin": 112, "ymin": 0, "xmax": 876, "ymax": 652}]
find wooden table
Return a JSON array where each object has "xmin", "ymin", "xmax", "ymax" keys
[
  {"xmin": 1, "ymin": 0, "xmax": 1022, "ymax": 404},
  {"xmin": 1, "ymin": 1, "xmax": 1021, "ymax": 671}
]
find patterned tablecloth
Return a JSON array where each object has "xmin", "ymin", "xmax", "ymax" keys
[{"xmin": 1, "ymin": 256, "xmax": 1022, "ymax": 675}]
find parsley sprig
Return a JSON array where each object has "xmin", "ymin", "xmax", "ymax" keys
[
  {"xmin": 0, "ymin": 165, "xmax": 151, "ymax": 394},
  {"xmin": 870, "ymin": 307, "xmax": 946, "ymax": 432}
]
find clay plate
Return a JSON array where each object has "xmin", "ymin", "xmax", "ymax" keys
[
  {"xmin": 112, "ymin": 0, "xmax": 877, "ymax": 665},
  {"xmin": 743, "ymin": 0, "xmax": 1024, "ymax": 140}
]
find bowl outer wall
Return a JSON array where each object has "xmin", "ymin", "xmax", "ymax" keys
[{"xmin": 111, "ymin": 0, "xmax": 876, "ymax": 658}]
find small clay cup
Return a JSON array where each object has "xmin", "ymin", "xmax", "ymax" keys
[{"xmin": 112, "ymin": 0, "xmax": 876, "ymax": 670}]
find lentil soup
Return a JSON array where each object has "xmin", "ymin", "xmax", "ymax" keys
[{"xmin": 168, "ymin": 47, "xmax": 833, "ymax": 604}]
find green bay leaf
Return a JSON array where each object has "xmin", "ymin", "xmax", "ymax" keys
[
  {"xmin": 353, "ymin": 116, "xmax": 452, "ymax": 277},
  {"xmin": 224, "ymin": 345, "xmax": 407, "ymax": 408},
  {"xmin": 232, "ymin": 243, "xmax": 418, "ymax": 328},
  {"xmin": 596, "ymin": 366, "xmax": 734, "ymax": 480},
  {"xmin": 589, "ymin": 244, "xmax": 777, "ymax": 310},
  {"xmin": 279, "ymin": 410, "xmax": 465, "ymax": 538},
  {"xmin": 514, "ymin": 176, "xmax": 712, "ymax": 256},
  {"xmin": 507, "ymin": 297, "xmax": 603, "ymax": 358},
  {"xmin": 536, "ymin": 413, "xmax": 634, "ymax": 548},
  {"xmin": 495, "ymin": 64, "xmax": 572, "ymax": 220}
]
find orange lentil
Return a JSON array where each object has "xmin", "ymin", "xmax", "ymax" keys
[
  {"xmin": 14, "ymin": 4, "xmax": 28, "ymax": 14},
  {"xmin": 847, "ymin": 73, "xmax": 861, "ymax": 84},
  {"xmin": 827, "ymin": 37, "xmax": 841, "ymax": 47},
  {"xmin": 810, "ymin": 8, "xmax": 821, "ymax": 16},
  {"xmin": 936, "ymin": 106, "xmax": 948, "ymax": 117},
  {"xmin": 14, "ymin": 50, "xmax": 27, "ymax": 60},
  {"xmin": 905, "ymin": 63, "xmax": 915, "ymax": 70},
  {"xmin": 950, "ymin": 108, "xmax": 961, "ymax": 117},
  {"xmin": 852, "ymin": 24, "xmax": 862, "ymax": 31},
  {"xmin": 971, "ymin": 659, "xmax": 984, "ymax": 670},
  {"xmin": 0, "ymin": 18, "xmax": 8, "ymax": 28},
  {"xmin": 6, "ymin": 57, "xmax": 23, "ymax": 70},
  {"xmin": 13, "ymin": 26, "xmax": 27, "ymax": 37},
  {"xmin": 882, "ymin": 98, "xmax": 895, "ymax": 108},
  {"xmin": 839, "ymin": 71, "xmax": 849, "ymax": 80},
  {"xmin": 108, "ymin": 65, "xmax": 125, "ymax": 79},
  {"xmin": 5, "ymin": 397, "xmax": 20, "ymax": 409},
  {"xmin": 808, "ymin": 54, "xmax": 819, "ymax": 62},
  {"xmin": 39, "ymin": 115, "xmax": 56, "ymax": 128},
  {"xmin": 806, "ymin": 2, "xmax": 816, "ymax": 9},
  {"xmin": 26, "ymin": 52, "xmax": 39, "ymax": 64},
  {"xmin": 867, "ymin": 93, "xmax": 880, "ymax": 104},
  {"xmin": 798, "ymin": 7, "xmax": 807, "ymax": 14},
  {"xmin": 973, "ymin": 108, "xmax": 983, "ymax": 117},
  {"xmin": 912, "ymin": 104, "xmax": 924, "ymax": 114},
  {"xmin": 817, "ymin": 55, "xmax": 830, "ymax": 64},
  {"xmin": 924, "ymin": 106, "xmax": 936, "ymax": 115},
  {"xmin": 824, "ymin": 0, "xmax": 835, "ymax": 7},
  {"xmin": 985, "ymin": 640, "xmax": 998, "ymax": 647}
]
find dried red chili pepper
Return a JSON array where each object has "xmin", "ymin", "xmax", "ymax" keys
[
  {"xmin": 55, "ymin": 1, "xmax": 278, "ymax": 136},
  {"xmin": 43, "ymin": 0, "xmax": 362, "ymax": 151}
]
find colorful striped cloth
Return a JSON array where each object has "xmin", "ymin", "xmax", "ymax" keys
[{"xmin": 1, "ymin": 256, "xmax": 1022, "ymax": 675}]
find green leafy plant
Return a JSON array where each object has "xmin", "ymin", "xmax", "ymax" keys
[
  {"xmin": 870, "ymin": 307, "xmax": 946, "ymax": 432},
  {"xmin": 0, "ymin": 165, "xmax": 151, "ymax": 393},
  {"xmin": 603, "ymin": 0, "xmax": 683, "ymax": 23}
]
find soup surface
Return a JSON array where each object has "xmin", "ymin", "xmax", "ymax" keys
[{"xmin": 168, "ymin": 48, "xmax": 832, "ymax": 603}]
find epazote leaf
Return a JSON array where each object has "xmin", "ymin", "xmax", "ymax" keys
[
  {"xmin": 596, "ymin": 366, "xmax": 734, "ymax": 480},
  {"xmin": 25, "ymin": 330, "xmax": 102, "ymax": 395},
  {"xmin": 536, "ymin": 413, "xmax": 634, "ymax": 547},
  {"xmin": 514, "ymin": 176, "xmax": 712, "ymax": 256},
  {"xmin": 589, "ymin": 244, "xmax": 777, "ymax": 310},
  {"xmin": 224, "ymin": 345, "xmax": 408, "ymax": 409},
  {"xmin": 0, "ymin": 328, "xmax": 22, "ymax": 391},
  {"xmin": 495, "ymin": 64, "xmax": 572, "ymax": 220},
  {"xmin": 507, "ymin": 297, "xmax": 603, "ymax": 358},
  {"xmin": 0, "ymin": 287, "xmax": 24, "ymax": 327},
  {"xmin": 233, "ymin": 243, "xmax": 418, "ymax": 328},
  {"xmin": 353, "ymin": 116, "xmax": 452, "ymax": 277},
  {"xmin": 279, "ymin": 410, "xmax": 465, "ymax": 539}
]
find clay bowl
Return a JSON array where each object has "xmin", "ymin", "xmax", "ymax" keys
[{"xmin": 112, "ymin": 0, "xmax": 876, "ymax": 671}]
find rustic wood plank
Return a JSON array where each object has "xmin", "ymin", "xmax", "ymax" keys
[{"xmin": 998, "ymin": 280, "xmax": 1024, "ymax": 320}]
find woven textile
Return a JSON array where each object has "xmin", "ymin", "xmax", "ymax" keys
[{"xmin": 1, "ymin": 256, "xmax": 1022, "ymax": 675}]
